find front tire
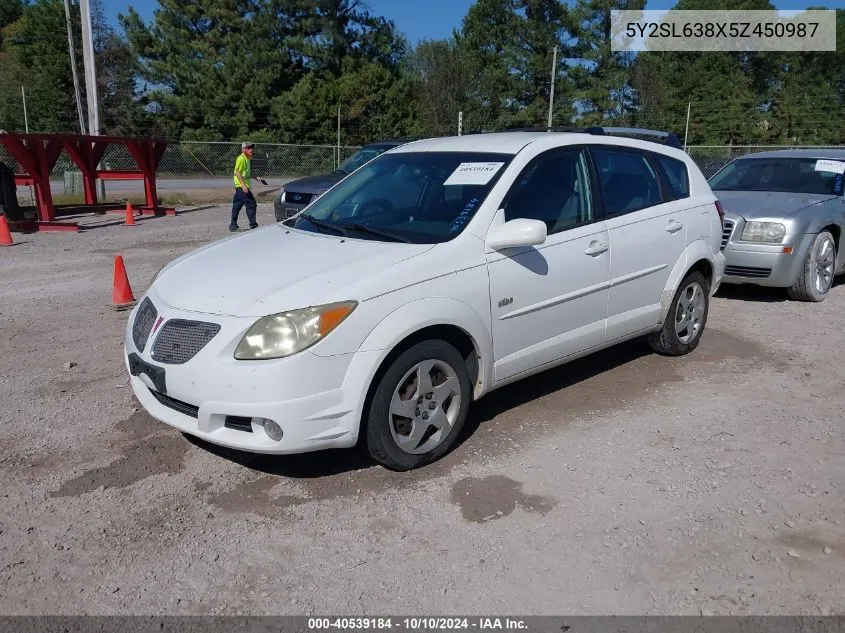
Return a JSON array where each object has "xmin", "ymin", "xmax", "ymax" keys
[
  {"xmin": 649, "ymin": 271, "xmax": 710, "ymax": 356},
  {"xmin": 363, "ymin": 340, "xmax": 472, "ymax": 470},
  {"xmin": 788, "ymin": 230, "xmax": 836, "ymax": 302}
]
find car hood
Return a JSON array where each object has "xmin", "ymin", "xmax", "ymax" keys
[
  {"xmin": 283, "ymin": 172, "xmax": 345, "ymax": 195},
  {"xmin": 152, "ymin": 226, "xmax": 434, "ymax": 316},
  {"xmin": 714, "ymin": 191, "xmax": 837, "ymax": 220}
]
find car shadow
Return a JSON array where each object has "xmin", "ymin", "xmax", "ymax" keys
[
  {"xmin": 458, "ymin": 340, "xmax": 651, "ymax": 442},
  {"xmin": 186, "ymin": 340, "xmax": 652, "ymax": 479},
  {"xmin": 716, "ymin": 284, "xmax": 789, "ymax": 303}
]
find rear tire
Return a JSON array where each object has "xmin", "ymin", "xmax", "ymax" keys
[
  {"xmin": 787, "ymin": 230, "xmax": 835, "ymax": 302},
  {"xmin": 649, "ymin": 271, "xmax": 710, "ymax": 356},
  {"xmin": 363, "ymin": 340, "xmax": 472, "ymax": 471}
]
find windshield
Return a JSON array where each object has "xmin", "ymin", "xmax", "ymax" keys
[
  {"xmin": 288, "ymin": 151, "xmax": 513, "ymax": 244},
  {"xmin": 709, "ymin": 157, "xmax": 843, "ymax": 195},
  {"xmin": 338, "ymin": 146, "xmax": 389, "ymax": 174}
]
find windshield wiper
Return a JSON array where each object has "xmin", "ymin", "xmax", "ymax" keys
[
  {"xmin": 300, "ymin": 214, "xmax": 345, "ymax": 236},
  {"xmin": 339, "ymin": 223, "xmax": 411, "ymax": 243}
]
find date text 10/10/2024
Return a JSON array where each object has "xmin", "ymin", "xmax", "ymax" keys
[{"xmin": 307, "ymin": 618, "xmax": 528, "ymax": 630}]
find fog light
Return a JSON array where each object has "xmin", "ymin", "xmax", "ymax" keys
[{"xmin": 261, "ymin": 418, "xmax": 283, "ymax": 441}]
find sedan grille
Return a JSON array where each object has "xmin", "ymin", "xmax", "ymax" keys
[
  {"xmin": 725, "ymin": 265, "xmax": 772, "ymax": 279},
  {"xmin": 721, "ymin": 218, "xmax": 735, "ymax": 251},
  {"xmin": 132, "ymin": 297, "xmax": 158, "ymax": 352},
  {"xmin": 285, "ymin": 191, "xmax": 313, "ymax": 206},
  {"xmin": 151, "ymin": 319, "xmax": 221, "ymax": 365}
]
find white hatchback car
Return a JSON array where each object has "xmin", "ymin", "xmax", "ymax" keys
[{"xmin": 125, "ymin": 128, "xmax": 726, "ymax": 470}]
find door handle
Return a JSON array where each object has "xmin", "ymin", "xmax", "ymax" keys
[
  {"xmin": 666, "ymin": 220, "xmax": 683, "ymax": 233},
  {"xmin": 584, "ymin": 241, "xmax": 608, "ymax": 256}
]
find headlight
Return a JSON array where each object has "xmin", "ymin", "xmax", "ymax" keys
[
  {"xmin": 741, "ymin": 221, "xmax": 786, "ymax": 243},
  {"xmin": 234, "ymin": 301, "xmax": 357, "ymax": 360},
  {"xmin": 279, "ymin": 190, "xmax": 286, "ymax": 202}
]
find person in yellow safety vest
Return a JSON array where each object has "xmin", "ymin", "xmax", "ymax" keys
[{"xmin": 230, "ymin": 141, "xmax": 267, "ymax": 231}]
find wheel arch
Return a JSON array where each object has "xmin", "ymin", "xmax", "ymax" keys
[
  {"xmin": 821, "ymin": 223, "xmax": 840, "ymax": 250},
  {"xmin": 357, "ymin": 297, "xmax": 493, "ymax": 398},
  {"xmin": 658, "ymin": 240, "xmax": 716, "ymax": 326}
]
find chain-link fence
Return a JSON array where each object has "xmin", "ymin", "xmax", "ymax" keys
[
  {"xmin": 686, "ymin": 145, "xmax": 844, "ymax": 178},
  {"xmin": 158, "ymin": 142, "xmax": 361, "ymax": 178},
  {"xmin": 0, "ymin": 141, "xmax": 362, "ymax": 181},
  {"xmin": 2, "ymin": 138, "xmax": 843, "ymax": 185}
]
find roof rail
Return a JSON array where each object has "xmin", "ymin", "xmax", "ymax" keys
[
  {"xmin": 583, "ymin": 126, "xmax": 683, "ymax": 150},
  {"xmin": 503, "ymin": 125, "xmax": 584, "ymax": 133}
]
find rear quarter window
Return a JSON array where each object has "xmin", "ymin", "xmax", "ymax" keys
[{"xmin": 654, "ymin": 154, "xmax": 690, "ymax": 200}]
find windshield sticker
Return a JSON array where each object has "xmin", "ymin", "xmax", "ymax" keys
[
  {"xmin": 449, "ymin": 198, "xmax": 480, "ymax": 233},
  {"xmin": 444, "ymin": 162, "xmax": 505, "ymax": 186},
  {"xmin": 814, "ymin": 159, "xmax": 845, "ymax": 174}
]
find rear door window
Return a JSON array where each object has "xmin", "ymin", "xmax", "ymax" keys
[
  {"xmin": 590, "ymin": 148, "xmax": 662, "ymax": 217},
  {"xmin": 654, "ymin": 154, "xmax": 690, "ymax": 200}
]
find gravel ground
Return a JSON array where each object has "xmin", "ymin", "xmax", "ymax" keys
[{"xmin": 0, "ymin": 205, "xmax": 843, "ymax": 615}]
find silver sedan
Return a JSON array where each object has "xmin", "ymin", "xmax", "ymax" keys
[{"xmin": 710, "ymin": 149, "xmax": 845, "ymax": 301}]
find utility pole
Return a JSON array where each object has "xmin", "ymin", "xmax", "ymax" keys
[
  {"xmin": 79, "ymin": 0, "xmax": 104, "ymax": 198},
  {"xmin": 79, "ymin": 0, "xmax": 99, "ymax": 137},
  {"xmin": 336, "ymin": 106, "xmax": 341, "ymax": 169},
  {"xmin": 547, "ymin": 45, "xmax": 558, "ymax": 131},
  {"xmin": 21, "ymin": 87, "xmax": 29, "ymax": 133},
  {"xmin": 683, "ymin": 101, "xmax": 691, "ymax": 152},
  {"xmin": 64, "ymin": 0, "xmax": 87, "ymax": 134},
  {"xmin": 458, "ymin": 111, "xmax": 463, "ymax": 136},
  {"xmin": 22, "ymin": 86, "xmax": 35, "ymax": 204}
]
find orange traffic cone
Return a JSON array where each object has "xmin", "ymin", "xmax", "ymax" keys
[
  {"xmin": 112, "ymin": 255, "xmax": 136, "ymax": 310},
  {"xmin": 0, "ymin": 215, "xmax": 13, "ymax": 246},
  {"xmin": 124, "ymin": 200, "xmax": 137, "ymax": 226}
]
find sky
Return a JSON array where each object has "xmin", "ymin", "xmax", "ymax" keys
[{"xmin": 106, "ymin": 0, "xmax": 844, "ymax": 42}]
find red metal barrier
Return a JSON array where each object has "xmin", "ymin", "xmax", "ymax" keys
[{"xmin": 0, "ymin": 133, "xmax": 174, "ymax": 232}]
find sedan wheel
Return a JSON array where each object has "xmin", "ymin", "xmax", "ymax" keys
[{"xmin": 788, "ymin": 230, "xmax": 836, "ymax": 302}]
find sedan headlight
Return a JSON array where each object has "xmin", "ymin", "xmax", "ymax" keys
[
  {"xmin": 234, "ymin": 301, "xmax": 357, "ymax": 360},
  {"xmin": 279, "ymin": 190, "xmax": 286, "ymax": 202},
  {"xmin": 741, "ymin": 221, "xmax": 786, "ymax": 243}
]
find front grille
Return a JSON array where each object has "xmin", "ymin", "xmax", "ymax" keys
[
  {"xmin": 148, "ymin": 388, "xmax": 199, "ymax": 418},
  {"xmin": 725, "ymin": 265, "xmax": 772, "ymax": 278},
  {"xmin": 224, "ymin": 415, "xmax": 254, "ymax": 433},
  {"xmin": 721, "ymin": 218, "xmax": 735, "ymax": 251},
  {"xmin": 132, "ymin": 297, "xmax": 158, "ymax": 352},
  {"xmin": 151, "ymin": 319, "xmax": 221, "ymax": 365},
  {"xmin": 285, "ymin": 191, "xmax": 313, "ymax": 206}
]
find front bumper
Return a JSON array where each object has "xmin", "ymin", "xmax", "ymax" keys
[
  {"xmin": 722, "ymin": 233, "xmax": 814, "ymax": 288},
  {"xmin": 273, "ymin": 199, "xmax": 307, "ymax": 222},
  {"xmin": 123, "ymin": 289, "xmax": 377, "ymax": 454}
]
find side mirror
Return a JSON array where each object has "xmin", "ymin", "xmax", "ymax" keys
[{"xmin": 487, "ymin": 218, "xmax": 548, "ymax": 251}]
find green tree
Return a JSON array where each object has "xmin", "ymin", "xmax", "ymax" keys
[
  {"xmin": 272, "ymin": 57, "xmax": 416, "ymax": 145},
  {"xmin": 406, "ymin": 39, "xmax": 476, "ymax": 137},
  {"xmin": 763, "ymin": 8, "xmax": 844, "ymax": 144},
  {"xmin": 457, "ymin": 0, "xmax": 577, "ymax": 130},
  {"xmin": 0, "ymin": 0, "xmax": 23, "ymax": 46},
  {"xmin": 572, "ymin": 0, "xmax": 645, "ymax": 125},
  {"xmin": 629, "ymin": 0, "xmax": 778, "ymax": 144},
  {"xmin": 121, "ymin": 0, "xmax": 300, "ymax": 140},
  {"xmin": 289, "ymin": 0, "xmax": 407, "ymax": 76},
  {"xmin": 0, "ymin": 0, "xmax": 83, "ymax": 133}
]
